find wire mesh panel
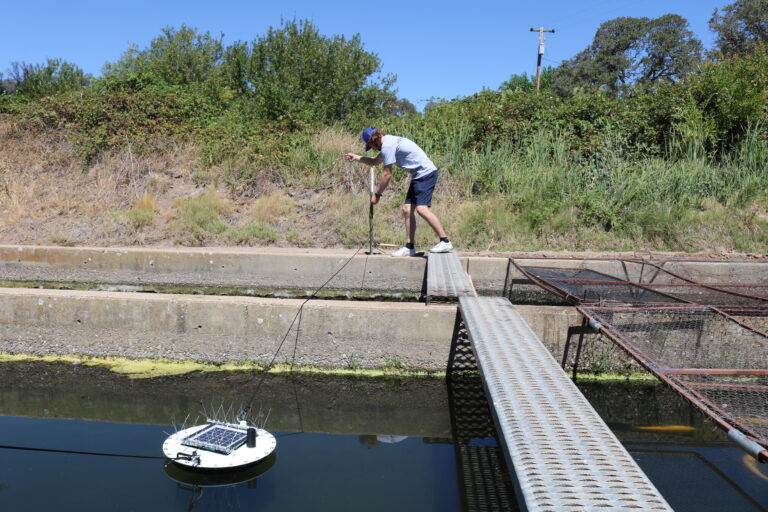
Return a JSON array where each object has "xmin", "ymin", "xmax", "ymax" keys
[
  {"xmin": 517, "ymin": 258, "xmax": 768, "ymax": 457},
  {"xmin": 582, "ymin": 306, "xmax": 768, "ymax": 451},
  {"xmin": 639, "ymin": 261, "xmax": 768, "ymax": 305},
  {"xmin": 642, "ymin": 284, "xmax": 768, "ymax": 307},
  {"xmin": 651, "ymin": 261, "xmax": 768, "ymax": 286},
  {"xmin": 517, "ymin": 264, "xmax": 684, "ymax": 304},
  {"xmin": 677, "ymin": 373, "xmax": 768, "ymax": 446},
  {"xmin": 518, "ymin": 263, "xmax": 768, "ymax": 307},
  {"xmin": 522, "ymin": 267, "xmax": 624, "ymax": 282},
  {"xmin": 585, "ymin": 307, "xmax": 768, "ymax": 370},
  {"xmin": 716, "ymin": 285, "xmax": 768, "ymax": 300}
]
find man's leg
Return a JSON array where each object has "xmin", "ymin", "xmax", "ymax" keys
[
  {"xmin": 415, "ymin": 205, "xmax": 447, "ymax": 239},
  {"xmin": 403, "ymin": 204, "xmax": 417, "ymax": 243}
]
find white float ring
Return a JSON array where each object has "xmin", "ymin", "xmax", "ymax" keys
[{"xmin": 163, "ymin": 424, "xmax": 277, "ymax": 470}]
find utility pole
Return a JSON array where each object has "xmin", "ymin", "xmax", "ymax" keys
[{"xmin": 529, "ymin": 27, "xmax": 555, "ymax": 94}]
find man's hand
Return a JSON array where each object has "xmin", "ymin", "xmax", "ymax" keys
[
  {"xmin": 370, "ymin": 194, "xmax": 379, "ymax": 205},
  {"xmin": 344, "ymin": 153, "xmax": 361, "ymax": 162}
]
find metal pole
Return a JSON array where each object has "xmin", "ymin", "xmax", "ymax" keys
[{"xmin": 369, "ymin": 167, "xmax": 375, "ymax": 255}]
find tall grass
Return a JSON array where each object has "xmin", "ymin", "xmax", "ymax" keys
[{"xmin": 397, "ymin": 123, "xmax": 767, "ymax": 251}]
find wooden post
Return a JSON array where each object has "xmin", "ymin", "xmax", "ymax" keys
[{"xmin": 529, "ymin": 27, "xmax": 555, "ymax": 94}]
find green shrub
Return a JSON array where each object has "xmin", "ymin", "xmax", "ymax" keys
[
  {"xmin": 8, "ymin": 58, "xmax": 90, "ymax": 98},
  {"xmin": 227, "ymin": 221, "xmax": 279, "ymax": 244},
  {"xmin": 173, "ymin": 192, "xmax": 231, "ymax": 244},
  {"xmin": 687, "ymin": 45, "xmax": 768, "ymax": 152},
  {"xmin": 125, "ymin": 208, "xmax": 156, "ymax": 229}
]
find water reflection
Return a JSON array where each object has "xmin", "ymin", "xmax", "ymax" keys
[
  {"xmin": 163, "ymin": 453, "xmax": 276, "ymax": 487},
  {"xmin": 163, "ymin": 453, "xmax": 277, "ymax": 511},
  {"xmin": 0, "ymin": 361, "xmax": 765, "ymax": 511},
  {"xmin": 447, "ymin": 374, "xmax": 519, "ymax": 511}
]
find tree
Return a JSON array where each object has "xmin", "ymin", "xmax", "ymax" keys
[
  {"xmin": 104, "ymin": 25, "xmax": 224, "ymax": 86},
  {"xmin": 0, "ymin": 72, "xmax": 16, "ymax": 94},
  {"xmin": 710, "ymin": 0, "xmax": 768, "ymax": 56},
  {"xmin": 384, "ymin": 96, "xmax": 417, "ymax": 116},
  {"xmin": 222, "ymin": 19, "xmax": 396, "ymax": 123},
  {"xmin": 553, "ymin": 15, "xmax": 702, "ymax": 96},
  {"xmin": 500, "ymin": 67, "xmax": 556, "ymax": 93},
  {"xmin": 8, "ymin": 59, "xmax": 90, "ymax": 97}
]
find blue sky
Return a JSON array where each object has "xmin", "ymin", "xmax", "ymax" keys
[{"xmin": 2, "ymin": 0, "xmax": 728, "ymax": 109}]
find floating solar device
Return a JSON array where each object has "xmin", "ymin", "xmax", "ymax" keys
[{"xmin": 163, "ymin": 420, "xmax": 276, "ymax": 470}]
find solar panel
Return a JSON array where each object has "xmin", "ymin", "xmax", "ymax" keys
[{"xmin": 181, "ymin": 422, "xmax": 249, "ymax": 455}]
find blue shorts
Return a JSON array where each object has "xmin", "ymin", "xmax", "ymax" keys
[{"xmin": 404, "ymin": 171, "xmax": 438, "ymax": 207}]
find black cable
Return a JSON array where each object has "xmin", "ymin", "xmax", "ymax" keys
[
  {"xmin": 240, "ymin": 245, "xmax": 365, "ymax": 418},
  {"xmin": 0, "ymin": 443, "xmax": 165, "ymax": 460}
]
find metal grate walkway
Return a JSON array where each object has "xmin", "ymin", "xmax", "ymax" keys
[
  {"xmin": 426, "ymin": 252, "xmax": 476, "ymax": 304},
  {"xmin": 460, "ymin": 296, "xmax": 673, "ymax": 512}
]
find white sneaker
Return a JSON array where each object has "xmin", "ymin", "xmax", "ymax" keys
[
  {"xmin": 429, "ymin": 241, "xmax": 453, "ymax": 253},
  {"xmin": 391, "ymin": 247, "xmax": 417, "ymax": 257}
]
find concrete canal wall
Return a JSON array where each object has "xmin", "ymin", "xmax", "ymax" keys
[
  {"xmin": 0, "ymin": 245, "xmax": 764, "ymax": 370},
  {"xmin": 2, "ymin": 245, "xmax": 766, "ymax": 300},
  {"xmin": 0, "ymin": 287, "xmax": 579, "ymax": 370}
]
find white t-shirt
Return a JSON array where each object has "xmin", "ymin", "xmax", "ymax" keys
[{"xmin": 380, "ymin": 135, "xmax": 437, "ymax": 179}]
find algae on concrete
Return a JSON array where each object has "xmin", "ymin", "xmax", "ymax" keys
[
  {"xmin": 0, "ymin": 352, "xmax": 444, "ymax": 379},
  {"xmin": 0, "ymin": 352, "xmax": 657, "ymax": 382}
]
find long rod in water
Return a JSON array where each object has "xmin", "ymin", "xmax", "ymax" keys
[{"xmin": 369, "ymin": 167, "xmax": 374, "ymax": 254}]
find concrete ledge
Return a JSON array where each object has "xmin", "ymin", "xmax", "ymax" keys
[
  {"xmin": 0, "ymin": 288, "xmax": 583, "ymax": 370},
  {"xmin": 0, "ymin": 245, "xmax": 426, "ymax": 295},
  {"xmin": 0, "ymin": 245, "xmax": 509, "ymax": 297},
  {"xmin": 3, "ymin": 246, "xmax": 766, "ymax": 303},
  {"xmin": 0, "ymin": 288, "xmax": 455, "ymax": 369}
]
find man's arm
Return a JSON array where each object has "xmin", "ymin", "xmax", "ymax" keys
[
  {"xmin": 344, "ymin": 152, "xmax": 383, "ymax": 167},
  {"xmin": 371, "ymin": 165, "xmax": 393, "ymax": 205}
]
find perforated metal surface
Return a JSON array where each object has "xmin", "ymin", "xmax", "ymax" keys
[
  {"xmin": 460, "ymin": 297, "xmax": 673, "ymax": 512},
  {"xmin": 427, "ymin": 252, "xmax": 476, "ymax": 302}
]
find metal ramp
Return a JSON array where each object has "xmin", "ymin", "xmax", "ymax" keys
[
  {"xmin": 459, "ymin": 296, "xmax": 673, "ymax": 512},
  {"xmin": 426, "ymin": 252, "xmax": 476, "ymax": 304}
]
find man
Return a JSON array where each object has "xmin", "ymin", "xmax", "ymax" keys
[{"xmin": 344, "ymin": 127, "xmax": 452, "ymax": 256}]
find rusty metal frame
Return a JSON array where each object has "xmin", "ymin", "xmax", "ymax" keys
[
  {"xmin": 512, "ymin": 261, "xmax": 692, "ymax": 305},
  {"xmin": 515, "ymin": 258, "xmax": 768, "ymax": 461},
  {"xmin": 578, "ymin": 304, "xmax": 768, "ymax": 462},
  {"xmin": 630, "ymin": 259, "xmax": 768, "ymax": 304},
  {"xmin": 515, "ymin": 259, "xmax": 768, "ymax": 307}
]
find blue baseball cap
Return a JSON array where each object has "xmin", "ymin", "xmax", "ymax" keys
[{"xmin": 361, "ymin": 126, "xmax": 376, "ymax": 151}]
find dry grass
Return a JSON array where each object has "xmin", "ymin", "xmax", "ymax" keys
[
  {"xmin": 250, "ymin": 191, "xmax": 297, "ymax": 225},
  {"xmin": 311, "ymin": 126, "xmax": 358, "ymax": 155},
  {"xmin": 0, "ymin": 120, "xmax": 206, "ymax": 244},
  {"xmin": 171, "ymin": 190, "xmax": 234, "ymax": 245},
  {"xmin": 134, "ymin": 193, "xmax": 157, "ymax": 211},
  {"xmin": 2, "ymin": 116, "xmax": 765, "ymax": 253}
]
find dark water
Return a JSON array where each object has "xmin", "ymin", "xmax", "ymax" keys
[{"xmin": 0, "ymin": 362, "xmax": 766, "ymax": 512}]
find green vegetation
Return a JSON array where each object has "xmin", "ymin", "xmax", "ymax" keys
[
  {"xmin": 2, "ymin": 58, "xmax": 90, "ymax": 97},
  {"xmin": 0, "ymin": 352, "xmax": 444, "ymax": 379},
  {"xmin": 710, "ymin": 0, "xmax": 768, "ymax": 56},
  {"xmin": 227, "ymin": 221, "xmax": 279, "ymax": 244},
  {"xmin": 125, "ymin": 208, "xmax": 156, "ymax": 230},
  {"xmin": 552, "ymin": 14, "xmax": 703, "ymax": 96},
  {"xmin": 172, "ymin": 191, "xmax": 232, "ymax": 244},
  {"xmin": 2, "ymin": 2, "xmax": 767, "ymax": 252}
]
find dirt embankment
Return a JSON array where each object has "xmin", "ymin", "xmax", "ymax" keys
[
  {"xmin": 1, "ymin": 122, "xmax": 765, "ymax": 260},
  {"xmin": 0, "ymin": 127, "xmax": 350, "ymax": 248}
]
